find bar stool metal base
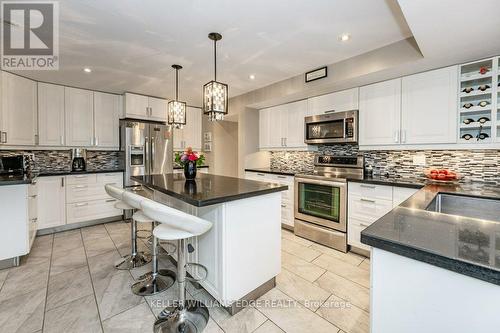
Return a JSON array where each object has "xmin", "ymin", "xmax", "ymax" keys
[
  {"xmin": 153, "ymin": 300, "xmax": 209, "ymax": 333},
  {"xmin": 114, "ymin": 252, "xmax": 151, "ymax": 270},
  {"xmin": 131, "ymin": 269, "xmax": 176, "ymax": 296}
]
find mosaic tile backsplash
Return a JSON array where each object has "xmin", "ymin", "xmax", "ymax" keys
[
  {"xmin": 0, "ymin": 150, "xmax": 122, "ymax": 173},
  {"xmin": 270, "ymin": 145, "xmax": 500, "ymax": 184}
]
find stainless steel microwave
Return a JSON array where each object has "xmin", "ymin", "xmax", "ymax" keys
[{"xmin": 304, "ymin": 110, "xmax": 358, "ymax": 144}]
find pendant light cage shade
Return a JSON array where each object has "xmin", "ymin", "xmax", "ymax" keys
[
  {"xmin": 203, "ymin": 80, "xmax": 228, "ymax": 121},
  {"xmin": 168, "ymin": 64, "xmax": 187, "ymax": 129},
  {"xmin": 167, "ymin": 100, "xmax": 187, "ymax": 129}
]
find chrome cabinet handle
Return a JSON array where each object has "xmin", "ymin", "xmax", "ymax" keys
[
  {"xmin": 284, "ymin": 138, "xmax": 287, "ymax": 147},
  {"xmin": 74, "ymin": 175, "xmax": 86, "ymax": 178},
  {"xmin": 75, "ymin": 185, "xmax": 87, "ymax": 189},
  {"xmin": 30, "ymin": 218, "xmax": 38, "ymax": 223},
  {"xmin": 256, "ymin": 173, "xmax": 265, "ymax": 176},
  {"xmin": 106, "ymin": 199, "xmax": 117, "ymax": 203},
  {"xmin": 61, "ymin": 177, "xmax": 64, "ymax": 187},
  {"xmin": 95, "ymin": 136, "xmax": 99, "ymax": 146},
  {"xmin": 401, "ymin": 130, "xmax": 407, "ymax": 143},
  {"xmin": 277, "ymin": 175, "xmax": 287, "ymax": 179},
  {"xmin": 60, "ymin": 135, "xmax": 64, "ymax": 145},
  {"xmin": 360, "ymin": 184, "xmax": 376, "ymax": 189},
  {"xmin": 34, "ymin": 134, "xmax": 39, "ymax": 145},
  {"xmin": 29, "ymin": 195, "xmax": 37, "ymax": 199},
  {"xmin": 394, "ymin": 130, "xmax": 400, "ymax": 143},
  {"xmin": 360, "ymin": 198, "xmax": 376, "ymax": 203},
  {"xmin": 359, "ymin": 223, "xmax": 370, "ymax": 228},
  {"xmin": 281, "ymin": 204, "xmax": 286, "ymax": 208},
  {"xmin": 75, "ymin": 203, "xmax": 88, "ymax": 207},
  {"xmin": 151, "ymin": 137, "xmax": 155, "ymax": 171},
  {"xmin": 1, "ymin": 131, "xmax": 7, "ymax": 143}
]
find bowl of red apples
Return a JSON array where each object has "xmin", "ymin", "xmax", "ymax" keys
[{"xmin": 424, "ymin": 169, "xmax": 462, "ymax": 183}]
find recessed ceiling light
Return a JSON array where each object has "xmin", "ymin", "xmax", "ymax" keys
[
  {"xmin": 338, "ymin": 33, "xmax": 351, "ymax": 42},
  {"xmin": 83, "ymin": 67, "xmax": 92, "ymax": 73},
  {"xmin": 249, "ymin": 74, "xmax": 256, "ymax": 80}
]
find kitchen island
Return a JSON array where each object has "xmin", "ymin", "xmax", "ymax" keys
[
  {"xmin": 362, "ymin": 183, "xmax": 500, "ymax": 332},
  {"xmin": 131, "ymin": 173, "xmax": 288, "ymax": 314}
]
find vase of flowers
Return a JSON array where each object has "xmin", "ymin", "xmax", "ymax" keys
[{"xmin": 175, "ymin": 147, "xmax": 205, "ymax": 180}]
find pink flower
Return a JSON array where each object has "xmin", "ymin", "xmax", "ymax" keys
[
  {"xmin": 180, "ymin": 154, "xmax": 188, "ymax": 161},
  {"xmin": 188, "ymin": 154, "xmax": 197, "ymax": 161}
]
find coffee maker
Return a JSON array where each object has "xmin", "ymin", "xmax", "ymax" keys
[{"xmin": 71, "ymin": 148, "xmax": 87, "ymax": 172}]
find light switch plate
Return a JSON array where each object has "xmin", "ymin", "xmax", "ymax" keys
[{"xmin": 413, "ymin": 154, "xmax": 426, "ymax": 166}]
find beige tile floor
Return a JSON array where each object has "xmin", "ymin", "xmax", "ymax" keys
[{"xmin": 0, "ymin": 221, "xmax": 370, "ymax": 333}]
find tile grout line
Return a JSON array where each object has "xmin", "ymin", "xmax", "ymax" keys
[
  {"xmin": 104, "ymin": 221, "xmax": 158, "ymax": 320},
  {"xmin": 40, "ymin": 233, "xmax": 55, "ymax": 332},
  {"xmin": 79, "ymin": 228, "xmax": 106, "ymax": 332}
]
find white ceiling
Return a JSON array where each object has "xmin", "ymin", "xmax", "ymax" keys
[
  {"xmin": 397, "ymin": 0, "xmax": 500, "ymax": 61},
  {"xmin": 12, "ymin": 0, "xmax": 412, "ymax": 106}
]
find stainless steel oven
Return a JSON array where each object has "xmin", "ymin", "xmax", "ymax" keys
[
  {"xmin": 294, "ymin": 154, "xmax": 363, "ymax": 252},
  {"xmin": 294, "ymin": 176, "xmax": 347, "ymax": 251},
  {"xmin": 304, "ymin": 110, "xmax": 358, "ymax": 144}
]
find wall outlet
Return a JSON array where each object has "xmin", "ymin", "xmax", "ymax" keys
[{"xmin": 413, "ymin": 154, "xmax": 426, "ymax": 166}]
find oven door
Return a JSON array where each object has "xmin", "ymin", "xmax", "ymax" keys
[{"xmin": 294, "ymin": 177, "xmax": 347, "ymax": 232}]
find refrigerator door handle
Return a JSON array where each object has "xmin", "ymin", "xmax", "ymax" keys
[
  {"xmin": 145, "ymin": 136, "xmax": 150, "ymax": 175},
  {"xmin": 151, "ymin": 136, "xmax": 155, "ymax": 174}
]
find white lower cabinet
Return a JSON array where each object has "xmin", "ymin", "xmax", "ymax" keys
[
  {"xmin": 37, "ymin": 172, "xmax": 123, "ymax": 230},
  {"xmin": 348, "ymin": 182, "xmax": 419, "ymax": 251},
  {"xmin": 37, "ymin": 176, "xmax": 66, "ymax": 229},
  {"xmin": 244, "ymin": 171, "xmax": 295, "ymax": 228},
  {"xmin": 0, "ymin": 183, "xmax": 37, "ymax": 261}
]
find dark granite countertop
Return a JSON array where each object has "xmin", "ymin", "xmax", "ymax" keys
[
  {"xmin": 0, "ymin": 174, "xmax": 33, "ymax": 186},
  {"xmin": 131, "ymin": 173, "xmax": 288, "ymax": 207},
  {"xmin": 349, "ymin": 175, "xmax": 427, "ymax": 189},
  {"xmin": 361, "ymin": 182, "xmax": 500, "ymax": 285},
  {"xmin": 36, "ymin": 169, "xmax": 124, "ymax": 177},
  {"xmin": 244, "ymin": 168, "xmax": 307, "ymax": 176}
]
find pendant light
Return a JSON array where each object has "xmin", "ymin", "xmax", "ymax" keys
[
  {"xmin": 203, "ymin": 32, "xmax": 228, "ymax": 121},
  {"xmin": 168, "ymin": 64, "xmax": 187, "ymax": 129}
]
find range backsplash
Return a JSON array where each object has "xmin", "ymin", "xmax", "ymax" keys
[
  {"xmin": 0, "ymin": 150, "xmax": 122, "ymax": 173},
  {"xmin": 270, "ymin": 145, "xmax": 500, "ymax": 184}
]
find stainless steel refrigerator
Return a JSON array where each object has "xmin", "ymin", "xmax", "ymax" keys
[{"xmin": 120, "ymin": 119, "xmax": 173, "ymax": 188}]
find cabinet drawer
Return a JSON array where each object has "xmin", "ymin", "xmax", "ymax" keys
[
  {"xmin": 272, "ymin": 174, "xmax": 294, "ymax": 184},
  {"xmin": 96, "ymin": 172, "xmax": 123, "ymax": 186},
  {"xmin": 66, "ymin": 183, "xmax": 108, "ymax": 203},
  {"xmin": 348, "ymin": 195, "xmax": 393, "ymax": 221},
  {"xmin": 66, "ymin": 199, "xmax": 121, "ymax": 224},
  {"xmin": 246, "ymin": 172, "xmax": 273, "ymax": 181},
  {"xmin": 66, "ymin": 174, "xmax": 97, "ymax": 185},
  {"xmin": 348, "ymin": 222, "xmax": 370, "ymax": 251},
  {"xmin": 349, "ymin": 182, "xmax": 393, "ymax": 201}
]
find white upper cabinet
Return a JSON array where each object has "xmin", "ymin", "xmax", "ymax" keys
[
  {"xmin": 307, "ymin": 88, "xmax": 359, "ymax": 115},
  {"xmin": 38, "ymin": 82, "xmax": 65, "ymax": 146},
  {"xmin": 148, "ymin": 97, "xmax": 168, "ymax": 122},
  {"xmin": 285, "ymin": 100, "xmax": 308, "ymax": 148},
  {"xmin": 0, "ymin": 72, "xmax": 37, "ymax": 145},
  {"xmin": 174, "ymin": 107, "xmax": 202, "ymax": 151},
  {"xmin": 124, "ymin": 93, "xmax": 167, "ymax": 122},
  {"xmin": 124, "ymin": 93, "xmax": 149, "ymax": 119},
  {"xmin": 259, "ymin": 100, "xmax": 308, "ymax": 149},
  {"xmin": 65, "ymin": 87, "xmax": 94, "ymax": 147},
  {"xmin": 94, "ymin": 92, "xmax": 120, "ymax": 148},
  {"xmin": 401, "ymin": 66, "xmax": 458, "ymax": 144},
  {"xmin": 359, "ymin": 78, "xmax": 402, "ymax": 146}
]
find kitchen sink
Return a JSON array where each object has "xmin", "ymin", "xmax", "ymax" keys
[{"xmin": 425, "ymin": 193, "xmax": 500, "ymax": 222}]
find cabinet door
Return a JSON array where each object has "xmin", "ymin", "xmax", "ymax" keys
[
  {"xmin": 268, "ymin": 105, "xmax": 285, "ymax": 148},
  {"xmin": 124, "ymin": 93, "xmax": 149, "ymax": 119},
  {"xmin": 1, "ymin": 72, "xmax": 37, "ymax": 145},
  {"xmin": 259, "ymin": 108, "xmax": 271, "ymax": 149},
  {"xmin": 65, "ymin": 87, "xmax": 94, "ymax": 146},
  {"xmin": 359, "ymin": 78, "xmax": 401, "ymax": 145},
  {"xmin": 94, "ymin": 92, "xmax": 120, "ymax": 148},
  {"xmin": 184, "ymin": 107, "xmax": 202, "ymax": 151},
  {"xmin": 148, "ymin": 97, "xmax": 167, "ymax": 122},
  {"xmin": 284, "ymin": 100, "xmax": 307, "ymax": 148},
  {"xmin": 307, "ymin": 88, "xmax": 359, "ymax": 115},
  {"xmin": 38, "ymin": 83, "xmax": 65, "ymax": 146},
  {"xmin": 37, "ymin": 176, "xmax": 66, "ymax": 229},
  {"xmin": 401, "ymin": 66, "xmax": 458, "ymax": 144}
]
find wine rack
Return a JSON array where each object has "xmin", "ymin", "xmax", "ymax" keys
[{"xmin": 458, "ymin": 57, "xmax": 499, "ymax": 143}]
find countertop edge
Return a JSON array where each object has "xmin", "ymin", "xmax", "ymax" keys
[
  {"xmin": 361, "ymin": 231, "xmax": 500, "ymax": 286},
  {"xmin": 244, "ymin": 168, "xmax": 297, "ymax": 176},
  {"xmin": 36, "ymin": 170, "xmax": 125, "ymax": 177},
  {"xmin": 131, "ymin": 176, "xmax": 288, "ymax": 207}
]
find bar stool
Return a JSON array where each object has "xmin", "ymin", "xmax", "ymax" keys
[
  {"xmin": 141, "ymin": 200, "xmax": 213, "ymax": 333},
  {"xmin": 113, "ymin": 190, "xmax": 153, "ymax": 270},
  {"xmin": 104, "ymin": 184, "xmax": 134, "ymax": 216},
  {"xmin": 123, "ymin": 191, "xmax": 176, "ymax": 295}
]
